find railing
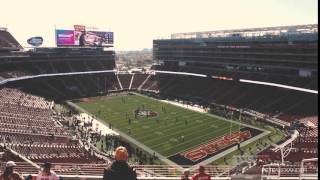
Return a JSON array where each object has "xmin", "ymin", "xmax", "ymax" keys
[
  {"xmin": 261, "ymin": 158, "xmax": 318, "ymax": 180},
  {"xmin": 0, "ymin": 163, "xmax": 231, "ymax": 179},
  {"xmin": 16, "ymin": 175, "xmax": 232, "ymax": 180},
  {"xmin": 271, "ymin": 130, "xmax": 299, "ymax": 165},
  {"xmin": 1, "ymin": 156, "xmax": 317, "ymax": 179},
  {"xmin": 299, "ymin": 158, "xmax": 318, "ymax": 180}
]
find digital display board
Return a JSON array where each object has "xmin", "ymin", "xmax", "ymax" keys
[
  {"xmin": 85, "ymin": 31, "xmax": 113, "ymax": 45},
  {"xmin": 56, "ymin": 29, "xmax": 113, "ymax": 47},
  {"xmin": 56, "ymin": 30, "xmax": 75, "ymax": 46}
]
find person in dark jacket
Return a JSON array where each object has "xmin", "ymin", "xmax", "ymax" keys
[
  {"xmin": 79, "ymin": 31, "xmax": 86, "ymax": 47},
  {"xmin": 103, "ymin": 146, "xmax": 137, "ymax": 180}
]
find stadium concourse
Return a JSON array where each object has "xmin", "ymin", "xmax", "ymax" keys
[{"xmin": 0, "ymin": 25, "xmax": 318, "ymax": 179}]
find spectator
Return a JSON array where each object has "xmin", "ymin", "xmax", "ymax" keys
[
  {"xmin": 24, "ymin": 175, "xmax": 32, "ymax": 180},
  {"xmin": 181, "ymin": 169, "xmax": 191, "ymax": 180},
  {"xmin": 103, "ymin": 146, "xmax": 137, "ymax": 180},
  {"xmin": 192, "ymin": 165, "xmax": 211, "ymax": 180},
  {"xmin": 79, "ymin": 31, "xmax": 86, "ymax": 47},
  {"xmin": 36, "ymin": 162, "xmax": 59, "ymax": 180},
  {"xmin": 0, "ymin": 161, "xmax": 24, "ymax": 180}
]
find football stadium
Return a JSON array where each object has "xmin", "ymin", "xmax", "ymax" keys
[{"xmin": 0, "ymin": 9, "xmax": 318, "ymax": 180}]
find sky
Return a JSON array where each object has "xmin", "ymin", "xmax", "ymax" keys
[{"xmin": 0, "ymin": 0, "xmax": 318, "ymax": 51}]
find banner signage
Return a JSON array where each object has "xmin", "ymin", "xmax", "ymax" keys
[{"xmin": 27, "ymin": 36, "xmax": 43, "ymax": 46}]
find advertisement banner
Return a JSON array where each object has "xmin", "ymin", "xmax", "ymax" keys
[
  {"xmin": 27, "ymin": 36, "xmax": 43, "ymax": 46},
  {"xmin": 75, "ymin": 31, "xmax": 113, "ymax": 46},
  {"xmin": 56, "ymin": 30, "xmax": 75, "ymax": 46}
]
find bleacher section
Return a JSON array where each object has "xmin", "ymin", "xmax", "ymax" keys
[
  {"xmin": 0, "ymin": 29, "xmax": 22, "ymax": 50},
  {"xmin": 257, "ymin": 137, "xmax": 318, "ymax": 164},
  {"xmin": 118, "ymin": 74, "xmax": 133, "ymax": 90},
  {"xmin": 299, "ymin": 116, "xmax": 318, "ymax": 137},
  {"xmin": 155, "ymin": 74, "xmax": 317, "ymax": 123},
  {"xmin": 0, "ymin": 88, "xmax": 110, "ymax": 174},
  {"xmin": 0, "ymin": 57, "xmax": 115, "ymax": 78},
  {"xmin": 4, "ymin": 73, "xmax": 119, "ymax": 100},
  {"xmin": 252, "ymin": 118, "xmax": 318, "ymax": 171},
  {"xmin": 141, "ymin": 75, "xmax": 159, "ymax": 92},
  {"xmin": 130, "ymin": 74, "xmax": 149, "ymax": 90}
]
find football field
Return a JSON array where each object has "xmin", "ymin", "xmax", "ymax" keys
[{"xmin": 75, "ymin": 94, "xmax": 261, "ymax": 162}]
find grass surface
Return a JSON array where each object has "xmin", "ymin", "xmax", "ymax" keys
[{"xmin": 75, "ymin": 94, "xmax": 246, "ymax": 157}]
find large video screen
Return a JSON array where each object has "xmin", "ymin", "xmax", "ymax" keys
[
  {"xmin": 56, "ymin": 30, "xmax": 75, "ymax": 46},
  {"xmin": 56, "ymin": 29, "xmax": 113, "ymax": 47},
  {"xmin": 75, "ymin": 31, "xmax": 113, "ymax": 46}
]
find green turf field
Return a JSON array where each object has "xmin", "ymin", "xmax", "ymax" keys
[{"xmin": 75, "ymin": 94, "xmax": 245, "ymax": 157}]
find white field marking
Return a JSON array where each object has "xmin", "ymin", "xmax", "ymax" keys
[
  {"xmin": 154, "ymin": 131, "xmax": 164, "ymax": 135},
  {"xmin": 211, "ymin": 124, "xmax": 218, "ymax": 128},
  {"xmin": 159, "ymin": 99, "xmax": 208, "ymax": 113},
  {"xmin": 196, "ymin": 120, "xmax": 203, "ymax": 123}
]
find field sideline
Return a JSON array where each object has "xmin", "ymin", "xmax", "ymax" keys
[{"xmin": 75, "ymin": 94, "xmax": 250, "ymax": 157}]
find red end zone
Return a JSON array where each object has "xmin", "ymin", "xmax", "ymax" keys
[
  {"xmin": 182, "ymin": 130, "xmax": 252, "ymax": 162},
  {"xmin": 168, "ymin": 127, "xmax": 263, "ymax": 165}
]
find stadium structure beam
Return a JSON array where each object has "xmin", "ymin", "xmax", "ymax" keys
[{"xmin": 239, "ymin": 79, "xmax": 318, "ymax": 94}]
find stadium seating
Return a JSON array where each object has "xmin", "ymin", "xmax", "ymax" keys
[
  {"xmin": 130, "ymin": 74, "xmax": 149, "ymax": 90},
  {"xmin": 153, "ymin": 63, "xmax": 318, "ymax": 90},
  {"xmin": 0, "ymin": 59, "xmax": 115, "ymax": 78},
  {"xmin": 141, "ymin": 75, "xmax": 159, "ymax": 92},
  {"xmin": 0, "ymin": 87, "xmax": 110, "ymax": 174},
  {"xmin": 0, "ymin": 30, "xmax": 22, "ymax": 50},
  {"xmin": 118, "ymin": 74, "xmax": 133, "ymax": 89},
  {"xmin": 256, "ymin": 120, "xmax": 318, "ymax": 165},
  {"xmin": 154, "ymin": 74, "xmax": 317, "ymax": 123}
]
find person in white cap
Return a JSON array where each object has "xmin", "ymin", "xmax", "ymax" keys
[{"xmin": 0, "ymin": 161, "xmax": 24, "ymax": 180}]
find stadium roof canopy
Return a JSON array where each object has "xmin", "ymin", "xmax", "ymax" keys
[{"xmin": 170, "ymin": 24, "xmax": 318, "ymax": 39}]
